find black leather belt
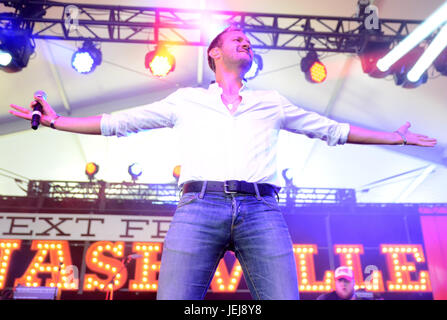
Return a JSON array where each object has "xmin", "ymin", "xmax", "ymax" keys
[{"xmin": 182, "ymin": 180, "xmax": 279, "ymax": 197}]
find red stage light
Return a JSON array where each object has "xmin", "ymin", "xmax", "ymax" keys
[
  {"xmin": 358, "ymin": 36, "xmax": 394, "ymax": 78},
  {"xmin": 309, "ymin": 61, "xmax": 327, "ymax": 83},
  {"xmin": 301, "ymin": 51, "xmax": 327, "ymax": 83},
  {"xmin": 85, "ymin": 162, "xmax": 99, "ymax": 180},
  {"xmin": 173, "ymin": 165, "xmax": 181, "ymax": 180},
  {"xmin": 145, "ymin": 46, "xmax": 176, "ymax": 77}
]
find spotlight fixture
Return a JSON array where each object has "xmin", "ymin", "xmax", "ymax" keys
[
  {"xmin": 173, "ymin": 165, "xmax": 181, "ymax": 181},
  {"xmin": 145, "ymin": 45, "xmax": 176, "ymax": 77},
  {"xmin": 377, "ymin": 1, "xmax": 447, "ymax": 73},
  {"xmin": 356, "ymin": 0, "xmax": 372, "ymax": 19},
  {"xmin": 281, "ymin": 168, "xmax": 294, "ymax": 187},
  {"xmin": 0, "ymin": 50, "xmax": 12, "ymax": 66},
  {"xmin": 245, "ymin": 53, "xmax": 263, "ymax": 80},
  {"xmin": 407, "ymin": 23, "xmax": 447, "ymax": 82},
  {"xmin": 128, "ymin": 163, "xmax": 143, "ymax": 182},
  {"xmin": 357, "ymin": 35, "xmax": 393, "ymax": 78},
  {"xmin": 301, "ymin": 51, "xmax": 327, "ymax": 83},
  {"xmin": 71, "ymin": 40, "xmax": 102, "ymax": 74},
  {"xmin": 85, "ymin": 162, "xmax": 99, "ymax": 181},
  {"xmin": 434, "ymin": 47, "xmax": 447, "ymax": 76},
  {"xmin": 393, "ymin": 46, "xmax": 428, "ymax": 89},
  {"xmin": 0, "ymin": 28, "xmax": 35, "ymax": 73}
]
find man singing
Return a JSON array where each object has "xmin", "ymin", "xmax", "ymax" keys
[{"xmin": 9, "ymin": 26, "xmax": 436, "ymax": 300}]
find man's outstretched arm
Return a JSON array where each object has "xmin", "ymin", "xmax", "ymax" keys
[
  {"xmin": 347, "ymin": 122, "xmax": 437, "ymax": 147},
  {"xmin": 9, "ymin": 95, "xmax": 102, "ymax": 135}
]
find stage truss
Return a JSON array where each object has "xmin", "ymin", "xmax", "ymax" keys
[
  {"xmin": 0, "ymin": 0, "xmax": 430, "ymax": 53},
  {"xmin": 21, "ymin": 179, "xmax": 357, "ymax": 207}
]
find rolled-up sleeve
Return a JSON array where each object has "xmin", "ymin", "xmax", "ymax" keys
[
  {"xmin": 100, "ymin": 89, "xmax": 182, "ymax": 137},
  {"xmin": 278, "ymin": 92, "xmax": 350, "ymax": 146}
]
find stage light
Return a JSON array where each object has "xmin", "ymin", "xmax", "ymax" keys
[
  {"xmin": 0, "ymin": 50, "xmax": 12, "ymax": 66},
  {"xmin": 173, "ymin": 165, "xmax": 181, "ymax": 181},
  {"xmin": 357, "ymin": 0, "xmax": 372, "ymax": 15},
  {"xmin": 85, "ymin": 162, "xmax": 99, "ymax": 181},
  {"xmin": 357, "ymin": 35, "xmax": 393, "ymax": 78},
  {"xmin": 71, "ymin": 41, "xmax": 102, "ymax": 74},
  {"xmin": 434, "ymin": 47, "xmax": 447, "ymax": 75},
  {"xmin": 377, "ymin": 1, "xmax": 447, "ymax": 73},
  {"xmin": 408, "ymin": 23, "xmax": 447, "ymax": 82},
  {"xmin": 301, "ymin": 51, "xmax": 327, "ymax": 83},
  {"xmin": 393, "ymin": 46, "xmax": 428, "ymax": 89},
  {"xmin": 0, "ymin": 28, "xmax": 35, "ymax": 73},
  {"xmin": 282, "ymin": 168, "xmax": 294, "ymax": 187},
  {"xmin": 245, "ymin": 53, "xmax": 263, "ymax": 80},
  {"xmin": 128, "ymin": 163, "xmax": 143, "ymax": 182},
  {"xmin": 145, "ymin": 46, "xmax": 176, "ymax": 77}
]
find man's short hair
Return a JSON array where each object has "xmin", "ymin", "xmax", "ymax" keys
[{"xmin": 207, "ymin": 25, "xmax": 244, "ymax": 73}]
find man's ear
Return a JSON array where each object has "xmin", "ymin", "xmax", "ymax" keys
[{"xmin": 209, "ymin": 47, "xmax": 221, "ymax": 61}]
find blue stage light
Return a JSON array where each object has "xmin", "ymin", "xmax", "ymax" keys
[
  {"xmin": 128, "ymin": 163, "xmax": 143, "ymax": 181},
  {"xmin": 0, "ymin": 28, "xmax": 35, "ymax": 73},
  {"xmin": 71, "ymin": 41, "xmax": 102, "ymax": 74},
  {"xmin": 0, "ymin": 50, "xmax": 12, "ymax": 66}
]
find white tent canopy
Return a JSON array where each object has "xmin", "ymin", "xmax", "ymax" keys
[{"xmin": 0, "ymin": 0, "xmax": 446, "ymax": 202}]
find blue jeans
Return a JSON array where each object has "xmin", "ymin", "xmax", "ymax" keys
[{"xmin": 156, "ymin": 189, "xmax": 299, "ymax": 300}]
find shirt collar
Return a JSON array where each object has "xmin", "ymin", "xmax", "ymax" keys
[{"xmin": 208, "ymin": 80, "xmax": 249, "ymax": 95}]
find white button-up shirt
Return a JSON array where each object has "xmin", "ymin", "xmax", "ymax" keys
[{"xmin": 101, "ymin": 82, "xmax": 350, "ymax": 188}]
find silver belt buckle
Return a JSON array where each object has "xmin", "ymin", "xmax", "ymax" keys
[{"xmin": 223, "ymin": 180, "xmax": 237, "ymax": 194}]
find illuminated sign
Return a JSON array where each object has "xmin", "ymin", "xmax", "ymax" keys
[
  {"xmin": 211, "ymin": 258, "xmax": 243, "ymax": 292},
  {"xmin": 0, "ymin": 239, "xmax": 431, "ymax": 294},
  {"xmin": 128, "ymin": 242, "xmax": 161, "ymax": 291},
  {"xmin": 334, "ymin": 244, "xmax": 385, "ymax": 292},
  {"xmin": 83, "ymin": 241, "xmax": 126, "ymax": 292},
  {"xmin": 0, "ymin": 213, "xmax": 172, "ymax": 241},
  {"xmin": 294, "ymin": 244, "xmax": 333, "ymax": 292},
  {"xmin": 381, "ymin": 244, "xmax": 431, "ymax": 292},
  {"xmin": 14, "ymin": 240, "xmax": 76, "ymax": 290}
]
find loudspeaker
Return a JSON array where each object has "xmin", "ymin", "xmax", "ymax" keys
[{"xmin": 13, "ymin": 285, "xmax": 58, "ymax": 300}]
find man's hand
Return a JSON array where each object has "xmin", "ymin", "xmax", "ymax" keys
[
  {"xmin": 347, "ymin": 122, "xmax": 437, "ymax": 147},
  {"xmin": 395, "ymin": 122, "xmax": 437, "ymax": 147},
  {"xmin": 9, "ymin": 94, "xmax": 59, "ymax": 127},
  {"xmin": 9, "ymin": 94, "xmax": 102, "ymax": 135}
]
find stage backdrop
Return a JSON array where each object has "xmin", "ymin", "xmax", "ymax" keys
[{"xmin": 0, "ymin": 193, "xmax": 444, "ymax": 300}]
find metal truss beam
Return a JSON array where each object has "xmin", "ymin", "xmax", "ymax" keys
[
  {"xmin": 0, "ymin": 0, "xmax": 427, "ymax": 53},
  {"xmin": 25, "ymin": 180, "xmax": 357, "ymax": 205}
]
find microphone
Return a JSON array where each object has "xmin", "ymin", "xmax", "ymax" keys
[{"xmin": 31, "ymin": 90, "xmax": 47, "ymax": 130}]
